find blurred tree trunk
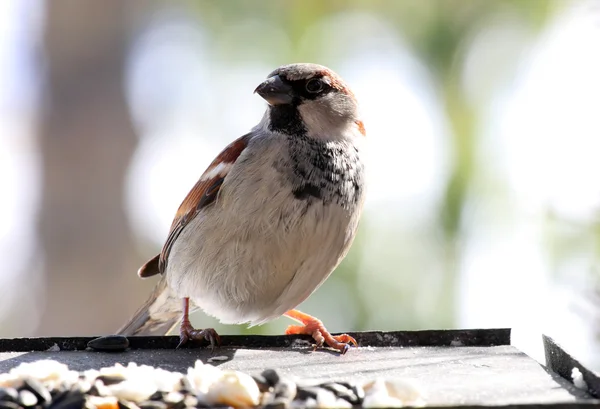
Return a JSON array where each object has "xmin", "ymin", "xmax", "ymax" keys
[{"xmin": 37, "ymin": 0, "xmax": 152, "ymax": 335}]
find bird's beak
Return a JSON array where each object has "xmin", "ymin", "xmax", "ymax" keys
[{"xmin": 254, "ymin": 75, "xmax": 293, "ymax": 105}]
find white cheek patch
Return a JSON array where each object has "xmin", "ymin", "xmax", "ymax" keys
[{"xmin": 200, "ymin": 162, "xmax": 233, "ymax": 181}]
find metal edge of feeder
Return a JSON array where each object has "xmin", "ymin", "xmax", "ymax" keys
[
  {"xmin": 424, "ymin": 404, "xmax": 600, "ymax": 409},
  {"xmin": 425, "ymin": 404, "xmax": 600, "ymax": 409},
  {"xmin": 543, "ymin": 335, "xmax": 600, "ymax": 399},
  {"xmin": 0, "ymin": 328, "xmax": 511, "ymax": 352}
]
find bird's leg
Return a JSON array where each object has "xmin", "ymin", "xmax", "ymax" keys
[
  {"xmin": 177, "ymin": 297, "xmax": 220, "ymax": 351},
  {"xmin": 283, "ymin": 309, "xmax": 357, "ymax": 354}
]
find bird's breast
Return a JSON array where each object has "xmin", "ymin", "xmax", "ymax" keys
[{"xmin": 166, "ymin": 134, "xmax": 365, "ymax": 324}]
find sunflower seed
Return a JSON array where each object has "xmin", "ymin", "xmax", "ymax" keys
[{"xmin": 88, "ymin": 335, "xmax": 130, "ymax": 352}]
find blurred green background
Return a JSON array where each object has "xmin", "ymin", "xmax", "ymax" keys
[{"xmin": 0, "ymin": 0, "xmax": 599, "ymax": 370}]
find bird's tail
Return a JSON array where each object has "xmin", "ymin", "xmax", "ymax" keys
[{"xmin": 117, "ymin": 275, "xmax": 182, "ymax": 336}]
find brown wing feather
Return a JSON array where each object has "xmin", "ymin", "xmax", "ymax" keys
[
  {"xmin": 155, "ymin": 133, "xmax": 253, "ymax": 274},
  {"xmin": 138, "ymin": 254, "xmax": 160, "ymax": 278}
]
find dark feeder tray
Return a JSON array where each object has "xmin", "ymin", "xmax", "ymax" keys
[{"xmin": 1, "ymin": 329, "xmax": 598, "ymax": 408}]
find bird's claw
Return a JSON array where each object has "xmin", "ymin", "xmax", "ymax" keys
[
  {"xmin": 284, "ymin": 310, "xmax": 357, "ymax": 354},
  {"xmin": 327, "ymin": 334, "xmax": 357, "ymax": 354},
  {"xmin": 177, "ymin": 322, "xmax": 221, "ymax": 352}
]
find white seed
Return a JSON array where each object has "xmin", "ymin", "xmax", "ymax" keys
[
  {"xmin": 72, "ymin": 379, "xmax": 93, "ymax": 394},
  {"xmin": 107, "ymin": 378, "xmax": 157, "ymax": 402},
  {"xmin": 363, "ymin": 393, "xmax": 404, "ymax": 408},
  {"xmin": 186, "ymin": 360, "xmax": 223, "ymax": 395},
  {"xmin": 334, "ymin": 398, "xmax": 353, "ymax": 408},
  {"xmin": 184, "ymin": 395, "xmax": 198, "ymax": 407},
  {"xmin": 95, "ymin": 362, "xmax": 183, "ymax": 400},
  {"xmin": 99, "ymin": 364, "xmax": 127, "ymax": 378},
  {"xmin": 384, "ymin": 379, "xmax": 425, "ymax": 405},
  {"xmin": 83, "ymin": 369, "xmax": 100, "ymax": 382},
  {"xmin": 207, "ymin": 355, "xmax": 229, "ymax": 363},
  {"xmin": 204, "ymin": 370, "xmax": 261, "ymax": 408},
  {"xmin": 10, "ymin": 360, "xmax": 78, "ymax": 386},
  {"xmin": 363, "ymin": 378, "xmax": 425, "ymax": 408},
  {"xmin": 19, "ymin": 389, "xmax": 38, "ymax": 407},
  {"xmin": 93, "ymin": 379, "xmax": 113, "ymax": 397},
  {"xmin": 0, "ymin": 372, "xmax": 21, "ymax": 388},
  {"xmin": 151, "ymin": 368, "xmax": 183, "ymax": 392},
  {"xmin": 164, "ymin": 391, "xmax": 184, "ymax": 404},
  {"xmin": 571, "ymin": 367, "xmax": 588, "ymax": 391}
]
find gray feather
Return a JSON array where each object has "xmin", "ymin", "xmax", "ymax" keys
[{"xmin": 117, "ymin": 276, "xmax": 181, "ymax": 336}]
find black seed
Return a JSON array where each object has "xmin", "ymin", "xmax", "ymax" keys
[
  {"xmin": 139, "ymin": 401, "xmax": 167, "ymax": 409},
  {"xmin": 147, "ymin": 391, "xmax": 164, "ymax": 401},
  {"xmin": 274, "ymin": 380, "xmax": 296, "ymax": 400},
  {"xmin": 261, "ymin": 369, "xmax": 280, "ymax": 387},
  {"xmin": 86, "ymin": 384, "xmax": 100, "ymax": 396},
  {"xmin": 336, "ymin": 381, "xmax": 353, "ymax": 389},
  {"xmin": 50, "ymin": 384, "xmax": 70, "ymax": 397},
  {"xmin": 298, "ymin": 386, "xmax": 338, "ymax": 404},
  {"xmin": 264, "ymin": 397, "xmax": 289, "ymax": 409},
  {"xmin": 48, "ymin": 390, "xmax": 85, "ymax": 409},
  {"xmin": 49, "ymin": 390, "xmax": 69, "ymax": 404},
  {"xmin": 295, "ymin": 386, "xmax": 320, "ymax": 401},
  {"xmin": 319, "ymin": 382, "xmax": 358, "ymax": 404},
  {"xmin": 196, "ymin": 404, "xmax": 233, "ymax": 409},
  {"xmin": 21, "ymin": 378, "xmax": 51, "ymax": 404},
  {"xmin": 0, "ymin": 401, "xmax": 20, "ymax": 409},
  {"xmin": 118, "ymin": 400, "xmax": 139, "ymax": 409},
  {"xmin": 87, "ymin": 335, "xmax": 130, "ymax": 352},
  {"xmin": 0, "ymin": 388, "xmax": 18, "ymax": 402},
  {"xmin": 349, "ymin": 383, "xmax": 365, "ymax": 403},
  {"xmin": 97, "ymin": 375, "xmax": 126, "ymax": 386},
  {"xmin": 252, "ymin": 374, "xmax": 271, "ymax": 393}
]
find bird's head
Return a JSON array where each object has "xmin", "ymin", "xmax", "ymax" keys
[{"xmin": 255, "ymin": 63, "xmax": 364, "ymax": 140}]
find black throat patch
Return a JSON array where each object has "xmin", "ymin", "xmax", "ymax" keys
[{"xmin": 268, "ymin": 105, "xmax": 306, "ymax": 136}]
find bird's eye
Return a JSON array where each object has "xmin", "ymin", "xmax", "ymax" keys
[{"xmin": 305, "ymin": 78, "xmax": 323, "ymax": 93}]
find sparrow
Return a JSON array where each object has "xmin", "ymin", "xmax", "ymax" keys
[{"xmin": 118, "ymin": 63, "xmax": 366, "ymax": 354}]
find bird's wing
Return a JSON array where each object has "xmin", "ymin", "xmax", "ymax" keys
[{"xmin": 138, "ymin": 132, "xmax": 253, "ymax": 278}]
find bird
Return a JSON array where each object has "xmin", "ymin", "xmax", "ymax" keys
[{"xmin": 118, "ymin": 63, "xmax": 366, "ymax": 354}]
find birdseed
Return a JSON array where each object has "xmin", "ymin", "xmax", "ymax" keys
[{"xmin": 0, "ymin": 360, "xmax": 424, "ymax": 408}]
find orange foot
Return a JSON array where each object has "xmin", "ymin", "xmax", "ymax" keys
[
  {"xmin": 177, "ymin": 298, "xmax": 220, "ymax": 351},
  {"xmin": 284, "ymin": 309, "xmax": 357, "ymax": 354}
]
